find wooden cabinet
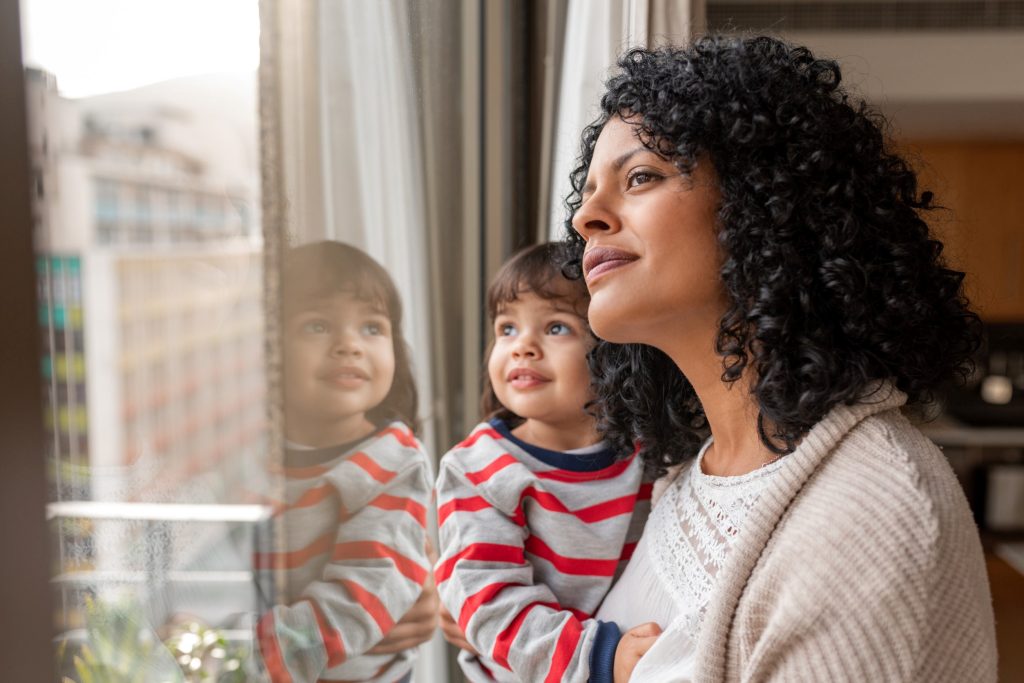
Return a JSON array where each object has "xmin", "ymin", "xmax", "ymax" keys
[{"xmin": 904, "ymin": 141, "xmax": 1024, "ymax": 321}]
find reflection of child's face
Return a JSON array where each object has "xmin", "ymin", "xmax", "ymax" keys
[
  {"xmin": 488, "ymin": 286, "xmax": 594, "ymax": 429},
  {"xmin": 283, "ymin": 291, "xmax": 395, "ymax": 446}
]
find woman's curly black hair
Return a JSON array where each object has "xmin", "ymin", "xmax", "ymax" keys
[{"xmin": 564, "ymin": 35, "xmax": 981, "ymax": 477}]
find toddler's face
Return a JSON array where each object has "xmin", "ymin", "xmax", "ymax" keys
[
  {"xmin": 283, "ymin": 291, "xmax": 395, "ymax": 446},
  {"xmin": 488, "ymin": 286, "xmax": 594, "ymax": 429}
]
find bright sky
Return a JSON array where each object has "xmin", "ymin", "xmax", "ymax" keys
[{"xmin": 20, "ymin": 0, "xmax": 260, "ymax": 98}]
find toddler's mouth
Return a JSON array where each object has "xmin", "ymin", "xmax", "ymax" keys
[
  {"xmin": 323, "ymin": 366, "xmax": 370, "ymax": 384},
  {"xmin": 507, "ymin": 367, "xmax": 549, "ymax": 389}
]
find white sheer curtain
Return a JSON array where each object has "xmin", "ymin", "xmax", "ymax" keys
[
  {"xmin": 315, "ymin": 0, "xmax": 437, "ymax": 453},
  {"xmin": 319, "ymin": 4, "xmax": 445, "ymax": 681},
  {"xmin": 270, "ymin": 1, "xmax": 444, "ymax": 679},
  {"xmin": 546, "ymin": 0, "xmax": 705, "ymax": 240}
]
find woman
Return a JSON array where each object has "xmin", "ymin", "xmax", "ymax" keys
[{"xmin": 566, "ymin": 36, "xmax": 996, "ymax": 682}]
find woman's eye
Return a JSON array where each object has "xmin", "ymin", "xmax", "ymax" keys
[
  {"xmin": 627, "ymin": 170, "xmax": 659, "ymax": 188},
  {"xmin": 548, "ymin": 322, "xmax": 571, "ymax": 336},
  {"xmin": 498, "ymin": 323, "xmax": 517, "ymax": 337}
]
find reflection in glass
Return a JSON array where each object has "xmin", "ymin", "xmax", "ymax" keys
[
  {"xmin": 257, "ymin": 242, "xmax": 433, "ymax": 680},
  {"xmin": 263, "ymin": 1, "xmax": 477, "ymax": 677}
]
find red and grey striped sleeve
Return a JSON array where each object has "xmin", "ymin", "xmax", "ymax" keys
[{"xmin": 254, "ymin": 425, "xmax": 432, "ymax": 683}]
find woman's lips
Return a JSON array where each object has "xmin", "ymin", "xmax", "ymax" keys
[{"xmin": 583, "ymin": 247, "xmax": 637, "ymax": 284}]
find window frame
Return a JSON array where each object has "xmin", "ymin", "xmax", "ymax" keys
[{"xmin": 0, "ymin": 0, "xmax": 55, "ymax": 679}]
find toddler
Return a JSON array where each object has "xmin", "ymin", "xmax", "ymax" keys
[
  {"xmin": 435, "ymin": 242, "xmax": 652, "ymax": 682},
  {"xmin": 255, "ymin": 241, "xmax": 433, "ymax": 683}
]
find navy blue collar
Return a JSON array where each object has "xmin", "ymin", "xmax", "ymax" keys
[
  {"xmin": 489, "ymin": 418, "xmax": 619, "ymax": 472},
  {"xmin": 285, "ymin": 423, "xmax": 385, "ymax": 467}
]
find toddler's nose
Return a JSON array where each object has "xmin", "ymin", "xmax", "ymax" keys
[
  {"xmin": 511, "ymin": 334, "xmax": 540, "ymax": 359},
  {"xmin": 331, "ymin": 331, "xmax": 363, "ymax": 357}
]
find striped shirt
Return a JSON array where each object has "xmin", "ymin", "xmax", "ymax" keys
[
  {"xmin": 435, "ymin": 419, "xmax": 652, "ymax": 683},
  {"xmin": 254, "ymin": 422, "xmax": 433, "ymax": 683}
]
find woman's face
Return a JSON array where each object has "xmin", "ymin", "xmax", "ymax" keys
[{"xmin": 572, "ymin": 116, "xmax": 727, "ymax": 347}]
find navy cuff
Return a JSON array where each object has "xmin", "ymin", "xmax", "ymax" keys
[{"xmin": 588, "ymin": 620, "xmax": 622, "ymax": 683}]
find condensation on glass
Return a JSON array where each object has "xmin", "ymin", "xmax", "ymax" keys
[{"xmin": 23, "ymin": 2, "xmax": 271, "ymax": 679}]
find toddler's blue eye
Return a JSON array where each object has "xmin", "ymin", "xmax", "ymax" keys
[
  {"xmin": 499, "ymin": 323, "xmax": 517, "ymax": 337},
  {"xmin": 362, "ymin": 322, "xmax": 385, "ymax": 336},
  {"xmin": 548, "ymin": 322, "xmax": 571, "ymax": 336}
]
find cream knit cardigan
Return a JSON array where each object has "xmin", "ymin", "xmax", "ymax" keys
[{"xmin": 692, "ymin": 385, "xmax": 998, "ymax": 682}]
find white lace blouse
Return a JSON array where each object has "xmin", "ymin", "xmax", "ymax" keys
[{"xmin": 596, "ymin": 439, "xmax": 786, "ymax": 682}]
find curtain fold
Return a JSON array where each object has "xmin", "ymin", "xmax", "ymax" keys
[
  {"xmin": 318, "ymin": 0, "xmax": 437, "ymax": 457},
  {"xmin": 264, "ymin": 2, "xmax": 446, "ymax": 679}
]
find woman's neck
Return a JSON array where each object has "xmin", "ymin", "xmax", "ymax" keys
[{"xmin": 660, "ymin": 322, "xmax": 778, "ymax": 477}]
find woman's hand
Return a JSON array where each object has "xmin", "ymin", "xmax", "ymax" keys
[
  {"xmin": 438, "ymin": 604, "xmax": 479, "ymax": 656},
  {"xmin": 614, "ymin": 622, "xmax": 662, "ymax": 683}
]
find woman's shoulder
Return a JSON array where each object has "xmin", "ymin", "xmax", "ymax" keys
[
  {"xmin": 726, "ymin": 408, "xmax": 995, "ymax": 681},
  {"xmin": 781, "ymin": 407, "xmax": 977, "ymax": 564},
  {"xmin": 813, "ymin": 408, "xmax": 962, "ymax": 509},
  {"xmin": 650, "ymin": 463, "xmax": 685, "ymax": 507}
]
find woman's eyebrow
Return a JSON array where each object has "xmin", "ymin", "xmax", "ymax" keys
[{"xmin": 582, "ymin": 146, "xmax": 651, "ymax": 197}]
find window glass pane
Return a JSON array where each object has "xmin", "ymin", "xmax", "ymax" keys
[
  {"xmin": 23, "ymin": 0, "xmax": 480, "ymax": 680},
  {"xmin": 22, "ymin": 1, "xmax": 268, "ymax": 680}
]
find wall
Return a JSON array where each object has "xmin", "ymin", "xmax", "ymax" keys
[{"xmin": 908, "ymin": 140, "xmax": 1024, "ymax": 321}]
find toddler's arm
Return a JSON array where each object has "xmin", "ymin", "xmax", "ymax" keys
[
  {"xmin": 435, "ymin": 459, "xmax": 621, "ymax": 683},
  {"xmin": 256, "ymin": 431, "xmax": 432, "ymax": 682}
]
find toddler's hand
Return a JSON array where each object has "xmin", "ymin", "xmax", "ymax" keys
[
  {"xmin": 367, "ymin": 579, "xmax": 439, "ymax": 654},
  {"xmin": 438, "ymin": 604, "xmax": 479, "ymax": 656},
  {"xmin": 614, "ymin": 622, "xmax": 662, "ymax": 683}
]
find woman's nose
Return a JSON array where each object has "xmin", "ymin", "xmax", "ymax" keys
[{"xmin": 572, "ymin": 192, "xmax": 618, "ymax": 240}]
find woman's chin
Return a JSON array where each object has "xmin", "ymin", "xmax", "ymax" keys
[{"xmin": 588, "ymin": 302, "xmax": 640, "ymax": 344}]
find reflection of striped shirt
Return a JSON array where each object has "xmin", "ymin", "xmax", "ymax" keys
[
  {"xmin": 435, "ymin": 419, "xmax": 651, "ymax": 683},
  {"xmin": 254, "ymin": 422, "xmax": 432, "ymax": 683}
]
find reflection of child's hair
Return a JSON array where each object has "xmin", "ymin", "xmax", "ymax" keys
[
  {"xmin": 480, "ymin": 242, "xmax": 590, "ymax": 424},
  {"xmin": 283, "ymin": 241, "xmax": 419, "ymax": 432}
]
